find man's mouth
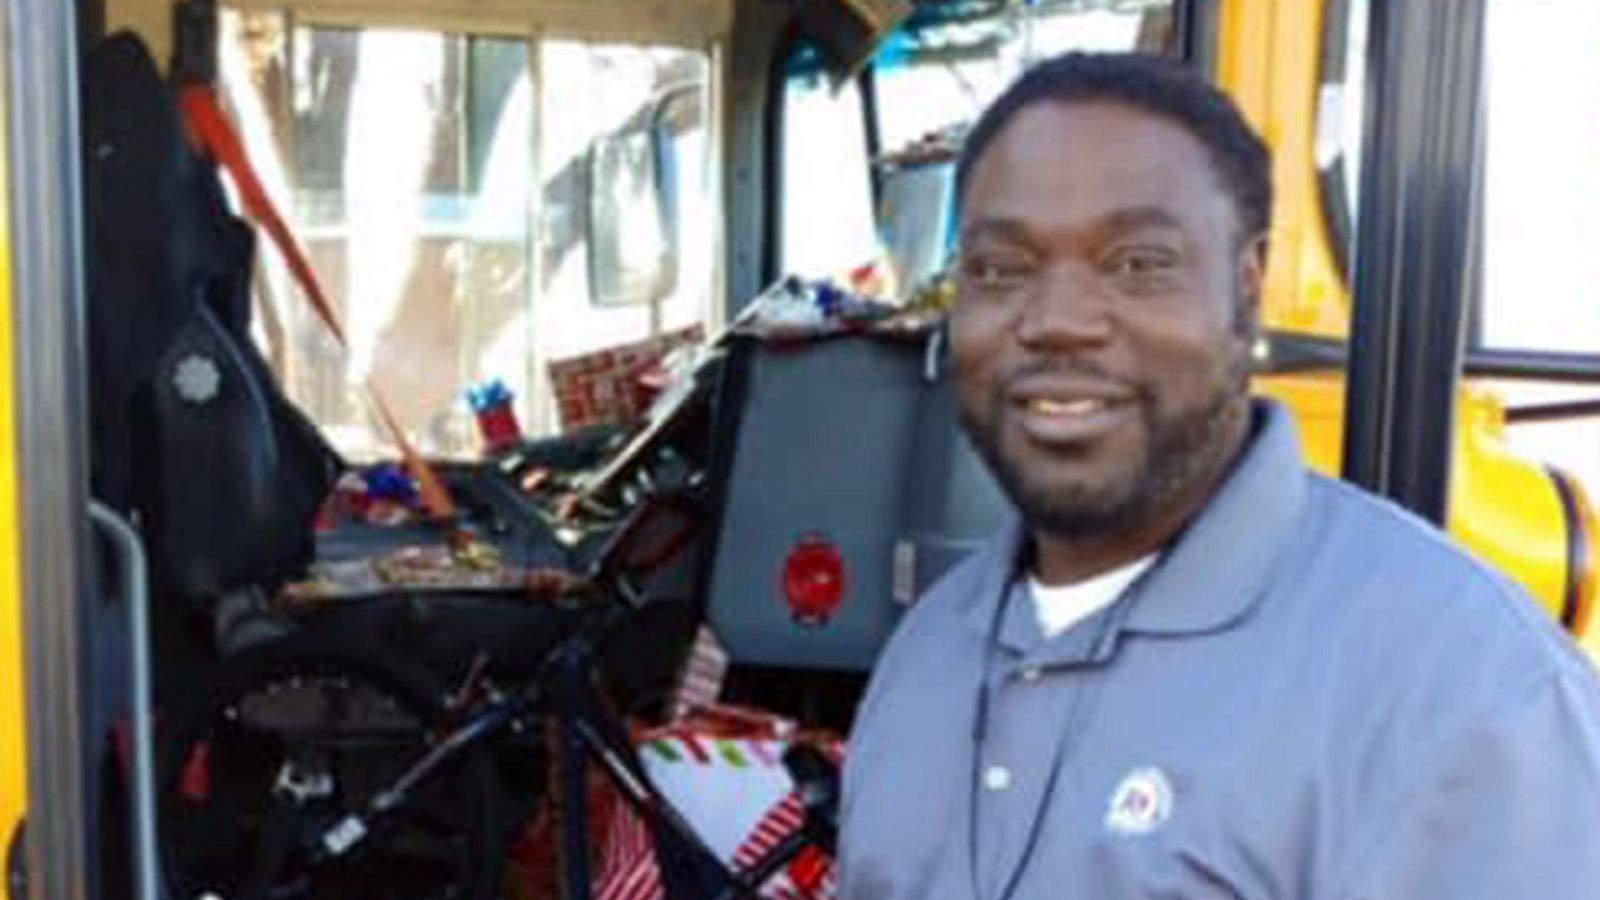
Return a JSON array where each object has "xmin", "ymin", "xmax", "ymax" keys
[
  {"xmin": 1025, "ymin": 397, "xmax": 1112, "ymax": 418},
  {"xmin": 1011, "ymin": 392, "xmax": 1135, "ymax": 446}
]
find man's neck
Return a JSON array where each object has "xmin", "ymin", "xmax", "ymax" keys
[{"xmin": 1032, "ymin": 514, "xmax": 1182, "ymax": 585}]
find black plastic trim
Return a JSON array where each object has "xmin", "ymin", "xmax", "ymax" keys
[
  {"xmin": 1340, "ymin": 0, "xmax": 1488, "ymax": 524},
  {"xmin": 859, "ymin": 65, "xmax": 884, "ymax": 207},
  {"xmin": 1463, "ymin": 348, "xmax": 1600, "ymax": 384},
  {"xmin": 1547, "ymin": 466, "xmax": 1588, "ymax": 629},
  {"xmin": 760, "ymin": 22, "xmax": 802, "ymax": 287},
  {"xmin": 1505, "ymin": 400, "xmax": 1600, "ymax": 424},
  {"xmin": 1259, "ymin": 332, "xmax": 1600, "ymax": 386},
  {"xmin": 1255, "ymin": 330, "xmax": 1348, "ymax": 375},
  {"xmin": 689, "ymin": 339, "xmax": 759, "ymax": 622},
  {"xmin": 6, "ymin": 819, "xmax": 24, "ymax": 900}
]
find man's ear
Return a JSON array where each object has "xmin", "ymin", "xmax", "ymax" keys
[{"xmin": 1236, "ymin": 232, "xmax": 1269, "ymax": 328}]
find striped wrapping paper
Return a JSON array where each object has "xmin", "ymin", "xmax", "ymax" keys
[
  {"xmin": 594, "ymin": 724, "xmax": 840, "ymax": 900},
  {"xmin": 670, "ymin": 626, "xmax": 731, "ymax": 721}
]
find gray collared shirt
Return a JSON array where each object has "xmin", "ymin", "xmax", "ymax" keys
[{"xmin": 839, "ymin": 401, "xmax": 1600, "ymax": 900}]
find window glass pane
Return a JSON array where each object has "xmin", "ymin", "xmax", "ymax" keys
[
  {"xmin": 537, "ymin": 41, "xmax": 711, "ymax": 339},
  {"xmin": 220, "ymin": 12, "xmax": 715, "ymax": 452},
  {"xmin": 1332, "ymin": 0, "xmax": 1600, "ymax": 353},
  {"xmin": 533, "ymin": 40, "xmax": 713, "ymax": 429},
  {"xmin": 222, "ymin": 12, "xmax": 533, "ymax": 457},
  {"xmin": 779, "ymin": 61, "xmax": 879, "ymax": 281},
  {"xmin": 1479, "ymin": 0, "xmax": 1600, "ymax": 506},
  {"xmin": 1480, "ymin": 0, "xmax": 1600, "ymax": 353}
]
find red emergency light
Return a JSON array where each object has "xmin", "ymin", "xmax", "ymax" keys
[{"xmin": 783, "ymin": 535, "xmax": 847, "ymax": 625}]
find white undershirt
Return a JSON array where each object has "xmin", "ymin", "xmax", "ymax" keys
[{"xmin": 1030, "ymin": 556, "xmax": 1158, "ymax": 639}]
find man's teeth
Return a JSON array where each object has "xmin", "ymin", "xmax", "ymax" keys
[{"xmin": 1028, "ymin": 398, "xmax": 1106, "ymax": 416}]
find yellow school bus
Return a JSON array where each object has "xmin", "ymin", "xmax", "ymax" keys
[{"xmin": 5, "ymin": 0, "xmax": 1600, "ymax": 896}]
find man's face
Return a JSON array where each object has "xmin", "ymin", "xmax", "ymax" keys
[{"xmin": 951, "ymin": 101, "xmax": 1263, "ymax": 539}]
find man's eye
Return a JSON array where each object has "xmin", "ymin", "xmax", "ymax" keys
[
  {"xmin": 1105, "ymin": 248, "xmax": 1181, "ymax": 284},
  {"xmin": 962, "ymin": 258, "xmax": 1031, "ymax": 291},
  {"xmin": 1111, "ymin": 250, "xmax": 1176, "ymax": 275}
]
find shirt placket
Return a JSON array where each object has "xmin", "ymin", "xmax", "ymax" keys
[{"xmin": 972, "ymin": 586, "xmax": 1115, "ymax": 900}]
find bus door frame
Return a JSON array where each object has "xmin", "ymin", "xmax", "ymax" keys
[{"xmin": 4, "ymin": 0, "xmax": 97, "ymax": 896}]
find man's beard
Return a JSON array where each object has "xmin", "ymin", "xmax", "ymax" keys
[{"xmin": 960, "ymin": 340, "xmax": 1252, "ymax": 541}]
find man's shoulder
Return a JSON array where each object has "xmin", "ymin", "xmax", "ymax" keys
[
  {"xmin": 1304, "ymin": 471, "xmax": 1481, "ymax": 571},
  {"xmin": 1305, "ymin": 471, "xmax": 1520, "ymax": 599},
  {"xmin": 1297, "ymin": 471, "xmax": 1592, "ymax": 689}
]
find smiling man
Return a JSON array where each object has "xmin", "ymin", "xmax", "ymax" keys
[{"xmin": 838, "ymin": 53, "xmax": 1600, "ymax": 900}]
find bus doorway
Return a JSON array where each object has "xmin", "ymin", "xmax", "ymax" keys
[{"xmin": 4, "ymin": 1, "xmax": 1600, "ymax": 898}]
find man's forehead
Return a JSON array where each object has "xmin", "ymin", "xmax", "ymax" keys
[
  {"xmin": 962, "ymin": 205, "xmax": 1184, "ymax": 245},
  {"xmin": 960, "ymin": 99, "xmax": 1232, "ymax": 233}
]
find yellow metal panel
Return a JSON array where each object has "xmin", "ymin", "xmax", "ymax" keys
[
  {"xmin": 1253, "ymin": 373, "xmax": 1345, "ymax": 477},
  {"xmin": 1447, "ymin": 392, "xmax": 1570, "ymax": 619},
  {"xmin": 1216, "ymin": 0, "xmax": 1349, "ymax": 338},
  {"xmin": 0, "ymin": 71, "xmax": 26, "ymax": 850}
]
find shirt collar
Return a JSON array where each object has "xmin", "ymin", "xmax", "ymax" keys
[
  {"xmin": 1122, "ymin": 400, "xmax": 1307, "ymax": 634},
  {"xmin": 960, "ymin": 399, "xmax": 1308, "ymax": 640}
]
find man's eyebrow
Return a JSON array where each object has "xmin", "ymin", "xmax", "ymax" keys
[
  {"xmin": 959, "ymin": 217, "xmax": 1033, "ymax": 247},
  {"xmin": 960, "ymin": 207, "xmax": 1186, "ymax": 249},
  {"xmin": 1097, "ymin": 206, "xmax": 1185, "ymax": 236}
]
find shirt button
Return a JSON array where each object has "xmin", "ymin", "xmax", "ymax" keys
[
  {"xmin": 1019, "ymin": 666, "xmax": 1043, "ymax": 683},
  {"xmin": 983, "ymin": 765, "xmax": 1012, "ymax": 792}
]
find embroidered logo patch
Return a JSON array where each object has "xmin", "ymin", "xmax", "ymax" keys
[
  {"xmin": 1105, "ymin": 767, "xmax": 1174, "ymax": 836},
  {"xmin": 173, "ymin": 354, "xmax": 222, "ymax": 405}
]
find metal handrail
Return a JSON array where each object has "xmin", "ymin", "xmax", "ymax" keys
[{"xmin": 87, "ymin": 504, "xmax": 159, "ymax": 900}]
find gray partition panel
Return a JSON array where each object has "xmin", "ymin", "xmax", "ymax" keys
[
  {"xmin": 707, "ymin": 336, "xmax": 1007, "ymax": 670},
  {"xmin": 895, "ymin": 376, "xmax": 1011, "ymax": 604}
]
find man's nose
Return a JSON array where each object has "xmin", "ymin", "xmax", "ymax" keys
[{"xmin": 1014, "ymin": 263, "xmax": 1113, "ymax": 350}]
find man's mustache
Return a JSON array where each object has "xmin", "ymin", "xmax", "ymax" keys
[{"xmin": 998, "ymin": 358, "xmax": 1145, "ymax": 400}]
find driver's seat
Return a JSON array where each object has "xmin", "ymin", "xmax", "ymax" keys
[{"xmin": 82, "ymin": 32, "xmax": 341, "ymax": 670}]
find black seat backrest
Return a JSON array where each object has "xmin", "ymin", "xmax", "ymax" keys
[{"xmin": 82, "ymin": 33, "xmax": 340, "ymax": 603}]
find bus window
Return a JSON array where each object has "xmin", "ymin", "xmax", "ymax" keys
[
  {"xmin": 1477, "ymin": 0, "xmax": 1600, "ymax": 495},
  {"xmin": 778, "ymin": 45, "xmax": 879, "ymax": 282},
  {"xmin": 1321, "ymin": 0, "xmax": 1600, "ymax": 358},
  {"xmin": 218, "ymin": 11, "xmax": 714, "ymax": 454},
  {"xmin": 219, "ymin": 12, "xmax": 530, "ymax": 457},
  {"xmin": 1480, "ymin": 0, "xmax": 1600, "ymax": 356}
]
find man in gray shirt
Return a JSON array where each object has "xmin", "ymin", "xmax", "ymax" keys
[{"xmin": 838, "ymin": 53, "xmax": 1600, "ymax": 899}]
